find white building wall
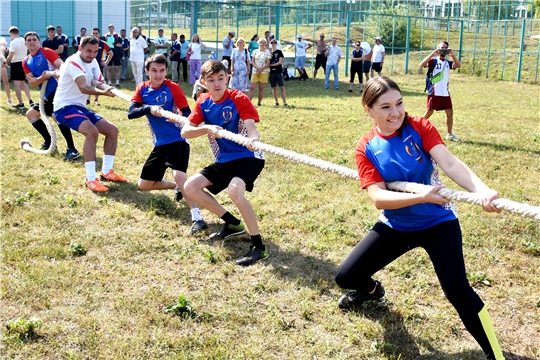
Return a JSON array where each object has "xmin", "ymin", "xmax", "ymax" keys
[{"xmin": 74, "ymin": 0, "xmax": 130, "ymax": 35}]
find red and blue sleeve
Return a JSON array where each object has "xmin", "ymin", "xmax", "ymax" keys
[
  {"xmin": 41, "ymin": 48, "xmax": 60, "ymax": 64},
  {"xmin": 231, "ymin": 90, "xmax": 259, "ymax": 122},
  {"xmin": 188, "ymin": 94, "xmax": 209, "ymax": 125},
  {"xmin": 355, "ymin": 133, "xmax": 384, "ymax": 189}
]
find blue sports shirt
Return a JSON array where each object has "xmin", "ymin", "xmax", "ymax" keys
[{"xmin": 22, "ymin": 48, "xmax": 60, "ymax": 97}]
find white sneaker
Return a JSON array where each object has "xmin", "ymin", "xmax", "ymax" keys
[
  {"xmin": 7, "ymin": 99, "xmax": 13, "ymax": 106},
  {"xmin": 445, "ymin": 133, "xmax": 461, "ymax": 142}
]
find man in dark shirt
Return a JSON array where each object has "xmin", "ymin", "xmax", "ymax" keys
[
  {"xmin": 55, "ymin": 25, "xmax": 69, "ymax": 60},
  {"xmin": 119, "ymin": 29, "xmax": 130, "ymax": 81},
  {"xmin": 72, "ymin": 27, "xmax": 86, "ymax": 48},
  {"xmin": 42, "ymin": 25, "xmax": 64, "ymax": 57},
  {"xmin": 268, "ymin": 39, "xmax": 287, "ymax": 106}
]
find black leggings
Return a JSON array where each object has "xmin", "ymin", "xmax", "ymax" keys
[
  {"xmin": 335, "ymin": 220, "xmax": 503, "ymax": 360},
  {"xmin": 349, "ymin": 64, "xmax": 363, "ymax": 83}
]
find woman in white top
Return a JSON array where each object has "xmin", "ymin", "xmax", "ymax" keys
[{"xmin": 187, "ymin": 34, "xmax": 206, "ymax": 84}]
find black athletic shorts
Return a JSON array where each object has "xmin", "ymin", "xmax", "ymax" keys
[
  {"xmin": 200, "ymin": 157, "xmax": 265, "ymax": 195},
  {"xmin": 315, "ymin": 53, "xmax": 327, "ymax": 70},
  {"xmin": 10, "ymin": 62, "xmax": 25, "ymax": 81},
  {"xmin": 269, "ymin": 72, "xmax": 284, "ymax": 87},
  {"xmin": 362, "ymin": 60, "xmax": 372, "ymax": 73},
  {"xmin": 140, "ymin": 140, "xmax": 190, "ymax": 181},
  {"xmin": 32, "ymin": 91, "xmax": 55, "ymax": 116},
  {"xmin": 111, "ymin": 53, "xmax": 122, "ymax": 66},
  {"xmin": 371, "ymin": 62, "xmax": 383, "ymax": 72}
]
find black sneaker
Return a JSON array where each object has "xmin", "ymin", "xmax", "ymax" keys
[
  {"xmin": 63, "ymin": 148, "xmax": 80, "ymax": 161},
  {"xmin": 14, "ymin": 103, "xmax": 25, "ymax": 109},
  {"xmin": 40, "ymin": 142, "xmax": 51, "ymax": 150},
  {"xmin": 29, "ymin": 100, "xmax": 36, "ymax": 107},
  {"xmin": 173, "ymin": 190, "xmax": 183, "ymax": 202},
  {"xmin": 188, "ymin": 219, "xmax": 208, "ymax": 235},
  {"xmin": 235, "ymin": 245, "xmax": 269, "ymax": 266},
  {"xmin": 338, "ymin": 280, "xmax": 385, "ymax": 310},
  {"xmin": 209, "ymin": 222, "xmax": 246, "ymax": 240}
]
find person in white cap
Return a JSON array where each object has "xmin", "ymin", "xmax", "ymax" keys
[
  {"xmin": 371, "ymin": 36, "xmax": 385, "ymax": 77},
  {"xmin": 222, "ymin": 31, "xmax": 236, "ymax": 73},
  {"xmin": 282, "ymin": 35, "xmax": 311, "ymax": 80}
]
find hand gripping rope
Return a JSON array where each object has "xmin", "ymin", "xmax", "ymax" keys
[
  {"xmin": 97, "ymin": 83, "xmax": 540, "ymax": 221},
  {"xmin": 19, "ymin": 73, "xmax": 57, "ymax": 155}
]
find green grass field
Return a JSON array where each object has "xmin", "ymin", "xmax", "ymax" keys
[{"xmin": 1, "ymin": 71, "xmax": 539, "ymax": 359}]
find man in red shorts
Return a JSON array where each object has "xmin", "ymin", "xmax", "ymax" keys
[{"xmin": 420, "ymin": 41, "xmax": 461, "ymax": 141}]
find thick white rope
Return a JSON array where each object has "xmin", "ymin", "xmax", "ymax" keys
[
  {"xmin": 19, "ymin": 73, "xmax": 57, "ymax": 155},
  {"xmin": 100, "ymin": 84, "xmax": 540, "ymax": 221}
]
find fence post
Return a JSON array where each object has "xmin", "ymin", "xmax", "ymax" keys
[
  {"xmin": 98, "ymin": 0, "xmax": 102, "ymax": 35},
  {"xmin": 486, "ymin": 20, "xmax": 493, "ymax": 78},
  {"xmin": 405, "ymin": 16, "xmax": 410, "ymax": 74},
  {"xmin": 190, "ymin": 1, "xmax": 198, "ymax": 39},
  {"xmin": 345, "ymin": 12, "xmax": 350, "ymax": 77},
  {"xmin": 276, "ymin": 5, "xmax": 281, "ymax": 39},
  {"xmin": 516, "ymin": 19, "xmax": 526, "ymax": 82}
]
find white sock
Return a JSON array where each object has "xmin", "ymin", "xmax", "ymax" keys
[
  {"xmin": 85, "ymin": 161, "xmax": 97, "ymax": 182},
  {"xmin": 190, "ymin": 208, "xmax": 202, "ymax": 221},
  {"xmin": 116, "ymin": 80, "xmax": 119, "ymax": 85},
  {"xmin": 174, "ymin": 184, "xmax": 180, "ymax": 191},
  {"xmin": 102, "ymin": 155, "xmax": 115, "ymax": 174}
]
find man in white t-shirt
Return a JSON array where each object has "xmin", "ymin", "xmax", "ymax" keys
[
  {"xmin": 222, "ymin": 31, "xmax": 236, "ymax": 73},
  {"xmin": 5, "ymin": 26, "xmax": 33, "ymax": 109},
  {"xmin": 420, "ymin": 41, "xmax": 462, "ymax": 142},
  {"xmin": 129, "ymin": 27, "xmax": 149, "ymax": 85},
  {"xmin": 282, "ymin": 35, "xmax": 311, "ymax": 80},
  {"xmin": 371, "ymin": 36, "xmax": 385, "ymax": 77},
  {"xmin": 53, "ymin": 35, "xmax": 126, "ymax": 193},
  {"xmin": 154, "ymin": 28, "xmax": 169, "ymax": 58}
]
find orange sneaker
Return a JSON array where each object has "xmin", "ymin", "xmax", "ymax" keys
[
  {"xmin": 86, "ymin": 178, "xmax": 109, "ymax": 192},
  {"xmin": 100, "ymin": 169, "xmax": 127, "ymax": 182}
]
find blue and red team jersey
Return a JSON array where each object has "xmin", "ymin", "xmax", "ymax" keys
[
  {"xmin": 355, "ymin": 115, "xmax": 457, "ymax": 230},
  {"xmin": 131, "ymin": 79, "xmax": 190, "ymax": 146},
  {"xmin": 96, "ymin": 40, "xmax": 111, "ymax": 67},
  {"xmin": 22, "ymin": 47, "xmax": 60, "ymax": 97},
  {"xmin": 189, "ymin": 89, "xmax": 265, "ymax": 163}
]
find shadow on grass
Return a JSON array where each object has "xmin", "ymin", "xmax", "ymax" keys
[
  {"xmin": 349, "ymin": 301, "xmax": 534, "ymax": 360},
  {"xmin": 461, "ymin": 140, "xmax": 540, "ymax": 156},
  {"xmin": 101, "ymin": 181, "xmax": 192, "ymax": 223}
]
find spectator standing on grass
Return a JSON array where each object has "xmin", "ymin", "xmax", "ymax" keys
[
  {"xmin": 335, "ymin": 76, "xmax": 503, "ymax": 360},
  {"xmin": 22, "ymin": 31, "xmax": 80, "ymax": 160},
  {"xmin": 105, "ymin": 24, "xmax": 122, "ymax": 88},
  {"xmin": 282, "ymin": 35, "xmax": 310, "ymax": 80},
  {"xmin": 127, "ymin": 54, "xmax": 208, "ymax": 235},
  {"xmin": 371, "ymin": 36, "xmax": 385, "ymax": 77},
  {"xmin": 420, "ymin": 41, "xmax": 461, "ymax": 142},
  {"xmin": 230, "ymin": 37, "xmax": 250, "ymax": 92},
  {"xmin": 178, "ymin": 34, "xmax": 189, "ymax": 82},
  {"xmin": 248, "ymin": 38, "xmax": 271, "ymax": 106},
  {"xmin": 0, "ymin": 36, "xmax": 13, "ymax": 106},
  {"xmin": 348, "ymin": 41, "xmax": 364, "ymax": 93},
  {"xmin": 187, "ymin": 34, "xmax": 206, "ymax": 85},
  {"xmin": 268, "ymin": 39, "xmax": 287, "ymax": 107},
  {"xmin": 181, "ymin": 60, "xmax": 268, "ymax": 267},
  {"xmin": 5, "ymin": 26, "xmax": 34, "ymax": 109},
  {"xmin": 153, "ymin": 28, "xmax": 169, "ymax": 58},
  {"xmin": 53, "ymin": 35, "xmax": 126, "ymax": 193},
  {"xmin": 304, "ymin": 33, "xmax": 331, "ymax": 79},
  {"xmin": 222, "ymin": 31, "xmax": 236, "ymax": 73},
  {"xmin": 137, "ymin": 27, "xmax": 151, "ymax": 80},
  {"xmin": 324, "ymin": 38, "xmax": 342, "ymax": 90},
  {"xmin": 119, "ymin": 29, "xmax": 130, "ymax": 81},
  {"xmin": 55, "ymin": 26, "xmax": 69, "ymax": 60},
  {"xmin": 247, "ymin": 34, "xmax": 259, "ymax": 80},
  {"xmin": 169, "ymin": 33, "xmax": 181, "ymax": 83},
  {"xmin": 130, "ymin": 27, "xmax": 149, "ymax": 86},
  {"xmin": 91, "ymin": 28, "xmax": 113, "ymax": 106},
  {"xmin": 361, "ymin": 42, "xmax": 372, "ymax": 84}
]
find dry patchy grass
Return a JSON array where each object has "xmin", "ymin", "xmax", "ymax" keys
[{"xmin": 1, "ymin": 72, "xmax": 539, "ymax": 359}]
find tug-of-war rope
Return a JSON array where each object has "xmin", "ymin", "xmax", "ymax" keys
[
  {"xmin": 30, "ymin": 82, "xmax": 533, "ymax": 221},
  {"xmin": 19, "ymin": 77, "xmax": 57, "ymax": 155}
]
